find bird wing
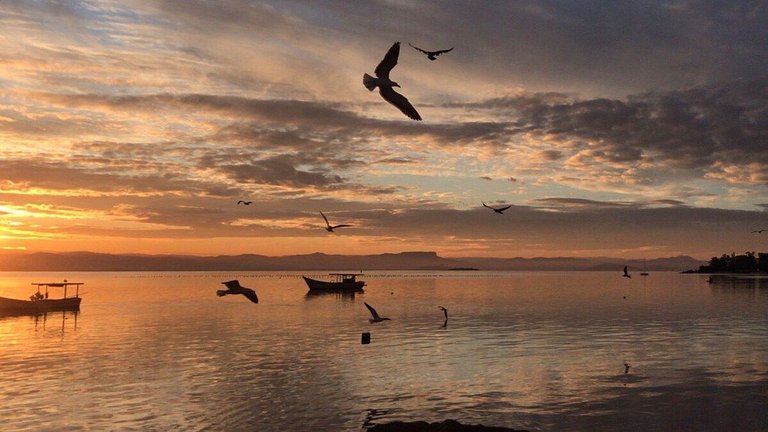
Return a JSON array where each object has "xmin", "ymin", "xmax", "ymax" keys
[
  {"xmin": 222, "ymin": 280, "xmax": 241, "ymax": 289},
  {"xmin": 331, "ymin": 224, "xmax": 352, "ymax": 229},
  {"xmin": 497, "ymin": 205, "xmax": 512, "ymax": 212},
  {"xmin": 364, "ymin": 302, "xmax": 381, "ymax": 320},
  {"xmin": 623, "ymin": 266, "xmax": 628, "ymax": 275},
  {"xmin": 242, "ymin": 288, "xmax": 259, "ymax": 304},
  {"xmin": 375, "ymin": 42, "xmax": 400, "ymax": 79},
  {"xmin": 482, "ymin": 202, "xmax": 491, "ymax": 209},
  {"xmin": 379, "ymin": 86, "xmax": 422, "ymax": 120},
  {"xmin": 320, "ymin": 211, "xmax": 331, "ymax": 227},
  {"xmin": 432, "ymin": 47, "xmax": 454, "ymax": 56},
  {"xmin": 408, "ymin": 43, "xmax": 430, "ymax": 55},
  {"xmin": 237, "ymin": 200, "xmax": 244, "ymax": 204}
]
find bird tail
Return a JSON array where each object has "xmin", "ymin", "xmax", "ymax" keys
[
  {"xmin": 363, "ymin": 73, "xmax": 377, "ymax": 91},
  {"xmin": 216, "ymin": 290, "xmax": 227, "ymax": 297}
]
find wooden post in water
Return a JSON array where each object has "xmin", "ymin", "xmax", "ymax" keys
[{"xmin": 361, "ymin": 332, "xmax": 371, "ymax": 344}]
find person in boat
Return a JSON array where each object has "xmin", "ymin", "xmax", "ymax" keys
[{"xmin": 30, "ymin": 291, "xmax": 44, "ymax": 301}]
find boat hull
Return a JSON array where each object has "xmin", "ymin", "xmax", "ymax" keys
[
  {"xmin": 302, "ymin": 276, "xmax": 365, "ymax": 291},
  {"xmin": 0, "ymin": 296, "xmax": 81, "ymax": 314}
]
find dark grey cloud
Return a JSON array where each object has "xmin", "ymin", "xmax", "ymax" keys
[
  {"xmin": 273, "ymin": 0, "xmax": 768, "ymax": 96},
  {"xmin": 0, "ymin": 159, "xmax": 238, "ymax": 197},
  {"xmin": 460, "ymin": 78, "xmax": 768, "ymax": 184},
  {"xmin": 214, "ymin": 154, "xmax": 343, "ymax": 188}
]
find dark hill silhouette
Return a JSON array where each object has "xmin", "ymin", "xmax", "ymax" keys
[{"xmin": 0, "ymin": 251, "xmax": 705, "ymax": 272}]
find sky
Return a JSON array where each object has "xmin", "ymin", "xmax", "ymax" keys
[{"xmin": 0, "ymin": 0, "xmax": 767, "ymax": 259}]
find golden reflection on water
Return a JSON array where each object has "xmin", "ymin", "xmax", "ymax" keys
[{"xmin": 0, "ymin": 271, "xmax": 766, "ymax": 431}]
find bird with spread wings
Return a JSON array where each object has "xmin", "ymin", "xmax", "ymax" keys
[{"xmin": 363, "ymin": 42, "xmax": 422, "ymax": 121}]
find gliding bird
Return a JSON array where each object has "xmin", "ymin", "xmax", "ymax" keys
[
  {"xmin": 483, "ymin": 202, "xmax": 511, "ymax": 214},
  {"xmin": 237, "ymin": 200, "xmax": 252, "ymax": 205},
  {"xmin": 217, "ymin": 280, "xmax": 259, "ymax": 304},
  {"xmin": 363, "ymin": 42, "xmax": 422, "ymax": 121},
  {"xmin": 408, "ymin": 43, "xmax": 453, "ymax": 61},
  {"xmin": 364, "ymin": 302, "xmax": 391, "ymax": 323},
  {"xmin": 751, "ymin": 229, "xmax": 767, "ymax": 233},
  {"xmin": 320, "ymin": 211, "xmax": 352, "ymax": 232}
]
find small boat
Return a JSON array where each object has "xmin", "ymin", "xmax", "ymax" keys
[
  {"xmin": 302, "ymin": 273, "xmax": 366, "ymax": 292},
  {"xmin": 0, "ymin": 281, "xmax": 83, "ymax": 314}
]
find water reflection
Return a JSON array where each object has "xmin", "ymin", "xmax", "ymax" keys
[
  {"xmin": 0, "ymin": 310, "xmax": 79, "ymax": 332},
  {"xmin": 304, "ymin": 290, "xmax": 360, "ymax": 301},
  {"xmin": 0, "ymin": 271, "xmax": 766, "ymax": 431}
]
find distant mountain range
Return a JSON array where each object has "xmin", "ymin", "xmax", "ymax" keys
[{"xmin": 0, "ymin": 251, "xmax": 707, "ymax": 272}]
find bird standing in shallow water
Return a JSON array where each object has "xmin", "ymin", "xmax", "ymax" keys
[
  {"xmin": 438, "ymin": 306, "xmax": 448, "ymax": 320},
  {"xmin": 363, "ymin": 42, "xmax": 422, "ymax": 121},
  {"xmin": 217, "ymin": 280, "xmax": 259, "ymax": 304},
  {"xmin": 624, "ymin": 362, "xmax": 631, "ymax": 374},
  {"xmin": 623, "ymin": 266, "xmax": 632, "ymax": 278},
  {"xmin": 364, "ymin": 302, "xmax": 391, "ymax": 323}
]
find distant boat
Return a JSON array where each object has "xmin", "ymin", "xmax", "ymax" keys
[
  {"xmin": 449, "ymin": 267, "xmax": 479, "ymax": 271},
  {"xmin": 302, "ymin": 273, "xmax": 366, "ymax": 292},
  {"xmin": 0, "ymin": 281, "xmax": 83, "ymax": 314},
  {"xmin": 640, "ymin": 259, "xmax": 649, "ymax": 276}
]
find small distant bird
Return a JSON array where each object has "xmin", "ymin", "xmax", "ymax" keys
[
  {"xmin": 216, "ymin": 280, "xmax": 259, "ymax": 304},
  {"xmin": 363, "ymin": 42, "xmax": 422, "ymax": 121},
  {"xmin": 624, "ymin": 362, "xmax": 631, "ymax": 374},
  {"xmin": 751, "ymin": 229, "xmax": 767, "ymax": 233},
  {"xmin": 364, "ymin": 302, "xmax": 391, "ymax": 323},
  {"xmin": 320, "ymin": 211, "xmax": 352, "ymax": 232},
  {"xmin": 237, "ymin": 200, "xmax": 252, "ymax": 205},
  {"xmin": 623, "ymin": 266, "xmax": 631, "ymax": 278},
  {"xmin": 483, "ymin": 202, "xmax": 511, "ymax": 214},
  {"xmin": 409, "ymin": 43, "xmax": 453, "ymax": 61},
  {"xmin": 438, "ymin": 306, "xmax": 448, "ymax": 320}
]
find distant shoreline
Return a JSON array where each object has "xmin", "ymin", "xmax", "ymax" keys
[{"xmin": 0, "ymin": 251, "xmax": 706, "ymax": 272}]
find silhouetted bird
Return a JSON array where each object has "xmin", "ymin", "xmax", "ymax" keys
[
  {"xmin": 363, "ymin": 42, "xmax": 422, "ymax": 121},
  {"xmin": 751, "ymin": 229, "xmax": 767, "ymax": 233},
  {"xmin": 364, "ymin": 302, "xmax": 391, "ymax": 323},
  {"xmin": 237, "ymin": 200, "xmax": 252, "ymax": 205},
  {"xmin": 483, "ymin": 202, "xmax": 511, "ymax": 214},
  {"xmin": 438, "ymin": 306, "xmax": 448, "ymax": 320},
  {"xmin": 409, "ymin": 43, "xmax": 453, "ymax": 60},
  {"xmin": 623, "ymin": 266, "xmax": 631, "ymax": 278},
  {"xmin": 624, "ymin": 362, "xmax": 631, "ymax": 374},
  {"xmin": 216, "ymin": 280, "xmax": 258, "ymax": 304},
  {"xmin": 320, "ymin": 211, "xmax": 352, "ymax": 232}
]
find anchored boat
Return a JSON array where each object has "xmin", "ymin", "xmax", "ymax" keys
[
  {"xmin": 302, "ymin": 273, "xmax": 366, "ymax": 292},
  {"xmin": 0, "ymin": 281, "xmax": 83, "ymax": 314}
]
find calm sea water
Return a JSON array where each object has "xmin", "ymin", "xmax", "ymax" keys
[{"xmin": 0, "ymin": 271, "xmax": 766, "ymax": 431}]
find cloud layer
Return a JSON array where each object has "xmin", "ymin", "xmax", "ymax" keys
[{"xmin": 0, "ymin": 1, "xmax": 766, "ymax": 258}]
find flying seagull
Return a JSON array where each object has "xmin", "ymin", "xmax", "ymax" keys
[
  {"xmin": 623, "ymin": 266, "xmax": 631, "ymax": 279},
  {"xmin": 409, "ymin": 43, "xmax": 453, "ymax": 61},
  {"xmin": 483, "ymin": 202, "xmax": 512, "ymax": 214},
  {"xmin": 363, "ymin": 42, "xmax": 422, "ymax": 121},
  {"xmin": 237, "ymin": 200, "xmax": 252, "ymax": 205},
  {"xmin": 751, "ymin": 229, "xmax": 767, "ymax": 233},
  {"xmin": 438, "ymin": 306, "xmax": 448, "ymax": 320},
  {"xmin": 364, "ymin": 302, "xmax": 391, "ymax": 323},
  {"xmin": 320, "ymin": 211, "xmax": 352, "ymax": 232},
  {"xmin": 217, "ymin": 280, "xmax": 259, "ymax": 304}
]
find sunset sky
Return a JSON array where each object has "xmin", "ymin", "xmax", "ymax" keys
[{"xmin": 1, "ymin": 1, "xmax": 767, "ymax": 259}]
